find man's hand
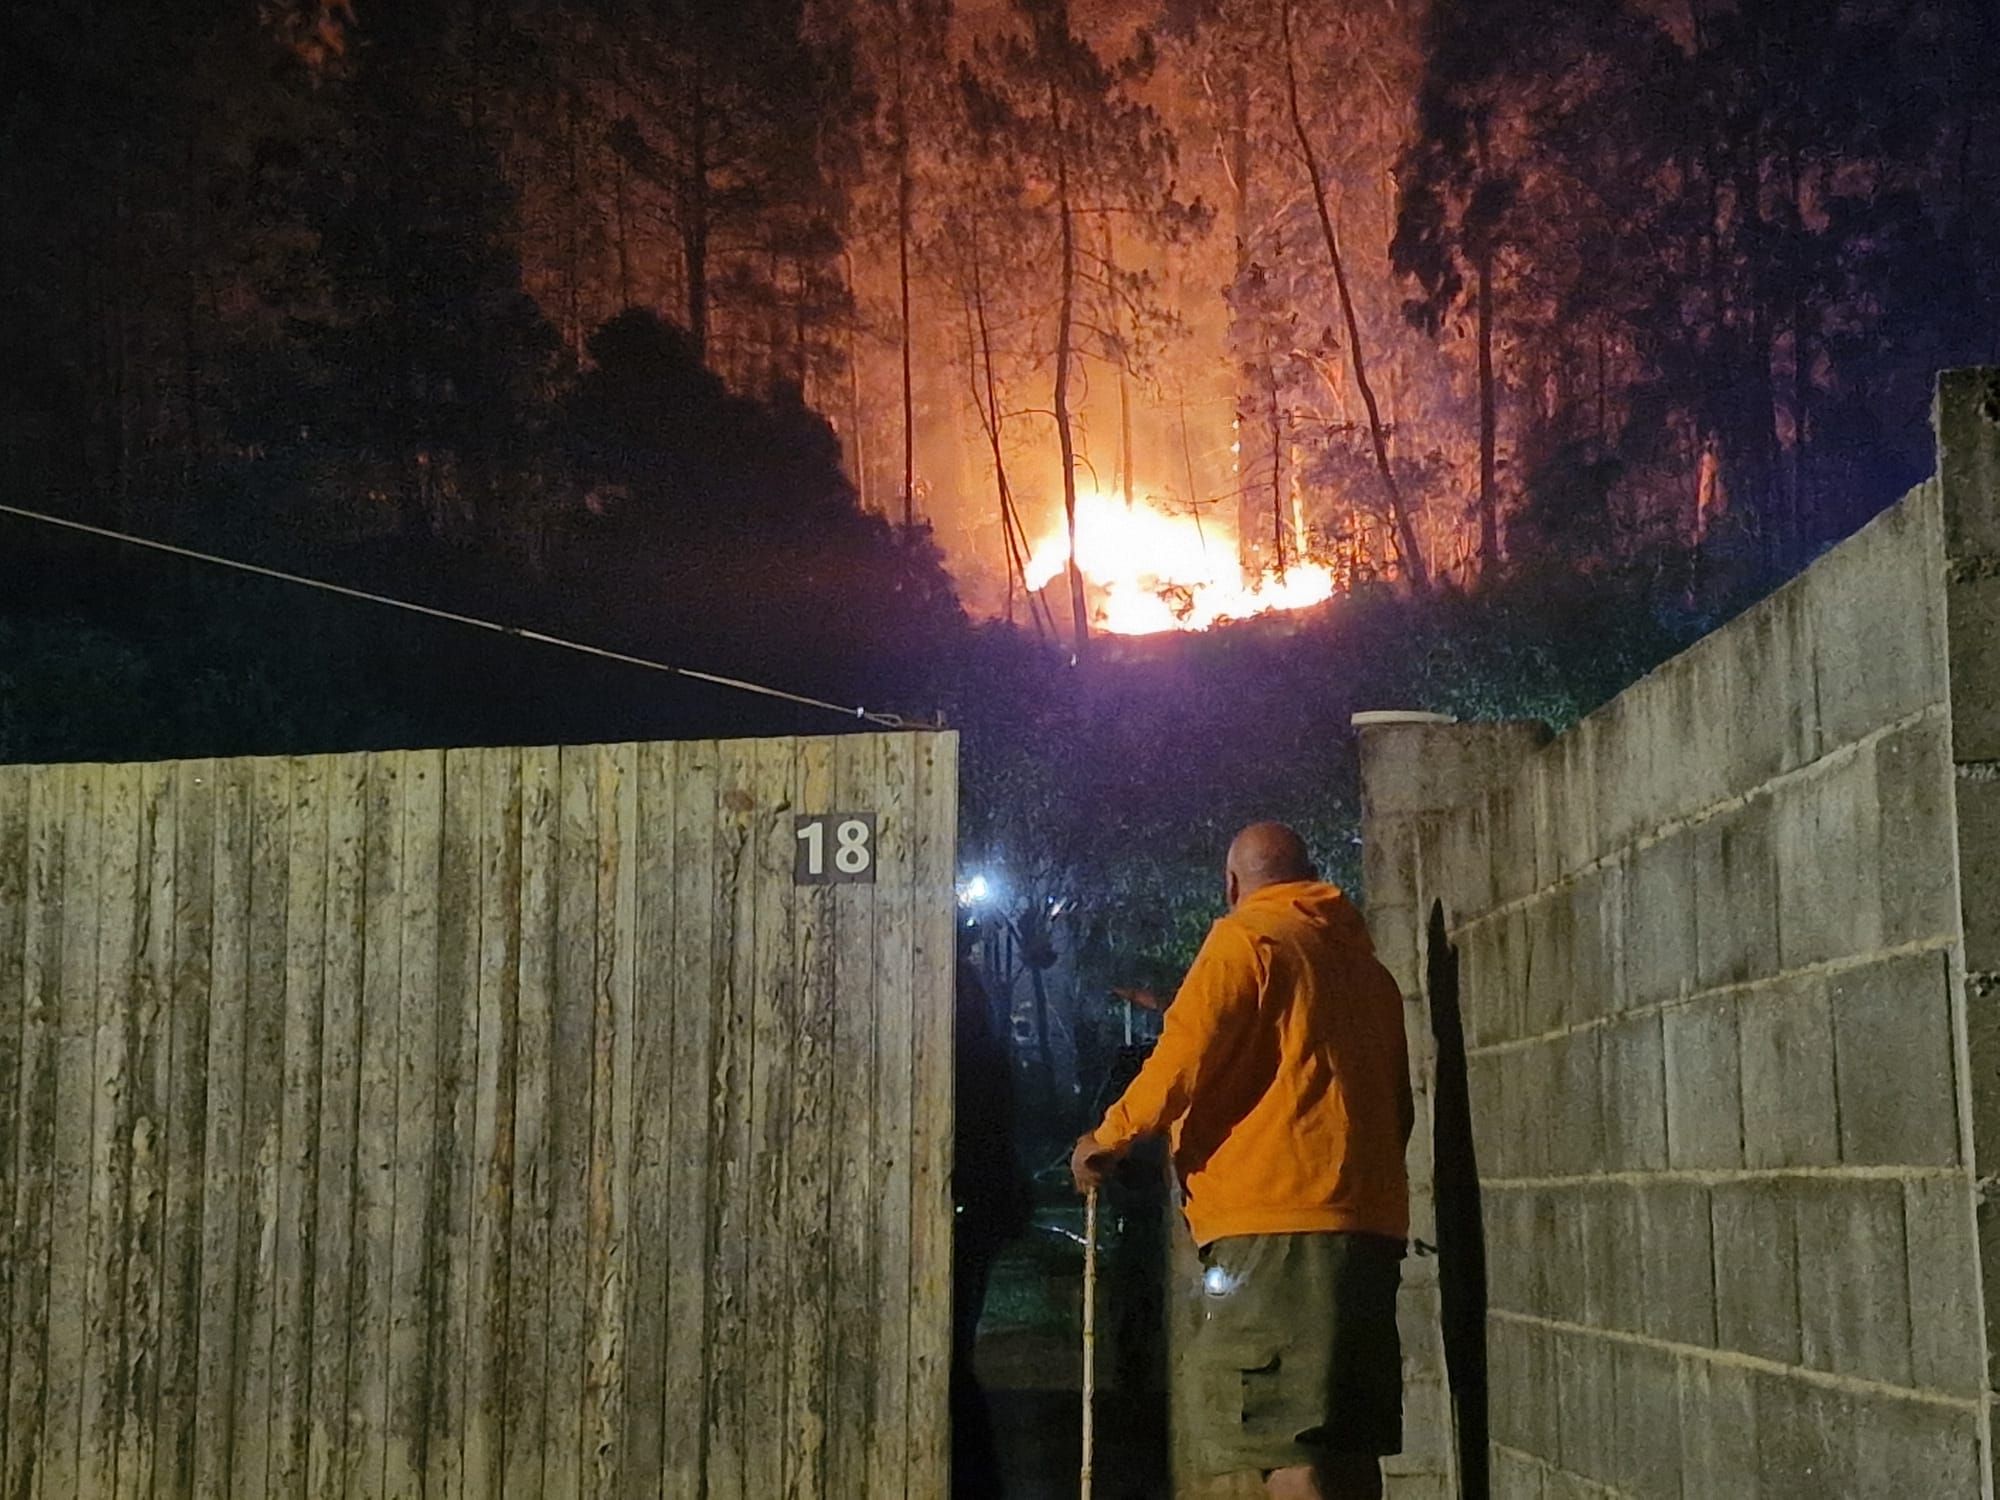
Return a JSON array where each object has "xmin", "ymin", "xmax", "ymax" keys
[
  {"xmin": 1070, "ymin": 1130, "xmax": 1124, "ymax": 1194},
  {"xmin": 1112, "ymin": 985, "xmax": 1166, "ymax": 1013}
]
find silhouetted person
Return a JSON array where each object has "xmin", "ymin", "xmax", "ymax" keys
[
  {"xmin": 1073, "ymin": 823, "xmax": 1414, "ymax": 1500},
  {"xmin": 953, "ymin": 939, "xmax": 1032, "ymax": 1498}
]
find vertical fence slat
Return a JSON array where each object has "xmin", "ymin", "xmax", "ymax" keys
[
  {"xmin": 505, "ymin": 746, "xmax": 557, "ymax": 1500},
  {"xmin": 194, "ymin": 758, "xmax": 251, "ymax": 1500},
  {"xmin": 705, "ymin": 738, "xmax": 758, "ymax": 1500},
  {"xmin": 351, "ymin": 751, "xmax": 405, "ymax": 1500},
  {"xmin": 427, "ymin": 750, "xmax": 480, "ymax": 1500},
  {"xmin": 826, "ymin": 733, "xmax": 880, "ymax": 1499},
  {"xmin": 308, "ymin": 756, "xmax": 367, "ymax": 1499},
  {"xmin": 230, "ymin": 756, "xmax": 292, "ymax": 1500},
  {"xmin": 386, "ymin": 750, "xmax": 442, "ymax": 1496},
  {"xmin": 155, "ymin": 760, "xmax": 214, "ymax": 1500},
  {"xmin": 869, "ymin": 735, "xmax": 917, "ymax": 1499},
  {"xmin": 661, "ymin": 741, "xmax": 718, "ymax": 1499},
  {"xmin": 583, "ymin": 744, "xmax": 637, "ymax": 1500},
  {"xmin": 270, "ymin": 757, "xmax": 326, "ymax": 1500},
  {"xmin": 465, "ymin": 748, "xmax": 520, "ymax": 1497},
  {"xmin": 782, "ymin": 737, "xmax": 836, "ymax": 1500},
  {"xmin": 545, "ymin": 747, "xmax": 597, "ymax": 1500},
  {"xmin": 119, "ymin": 763, "xmax": 175, "ymax": 1500},
  {"xmin": 82, "ymin": 762, "xmax": 141, "ymax": 1497},
  {"xmin": 0, "ymin": 770, "xmax": 26, "ymax": 1492},
  {"xmin": 620, "ymin": 743, "xmax": 675, "ymax": 1500},
  {"xmin": 746, "ymin": 737, "xmax": 796, "ymax": 1500},
  {"xmin": 908, "ymin": 732, "xmax": 958, "ymax": 1492},
  {"xmin": 42, "ymin": 762, "xmax": 101, "ymax": 1500},
  {"xmin": 6, "ymin": 767, "xmax": 64, "ymax": 1500}
]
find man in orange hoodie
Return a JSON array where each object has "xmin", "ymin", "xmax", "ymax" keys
[{"xmin": 1072, "ymin": 822, "xmax": 1413, "ymax": 1500}]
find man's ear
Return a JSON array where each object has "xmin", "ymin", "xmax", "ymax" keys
[{"xmin": 1225, "ymin": 869, "xmax": 1240, "ymax": 909}]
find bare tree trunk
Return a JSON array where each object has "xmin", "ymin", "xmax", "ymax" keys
[
  {"xmin": 1052, "ymin": 100, "xmax": 1090, "ymax": 656},
  {"xmin": 1280, "ymin": 0, "xmax": 1429, "ymax": 591},
  {"xmin": 682, "ymin": 78, "xmax": 711, "ymax": 362},
  {"xmin": 894, "ymin": 22, "xmax": 916, "ymax": 532},
  {"xmin": 1268, "ymin": 353, "xmax": 1287, "ymax": 574},
  {"xmin": 1476, "ymin": 245, "xmax": 1497, "ymax": 576},
  {"xmin": 1228, "ymin": 64, "xmax": 1256, "ymax": 569},
  {"xmin": 965, "ymin": 229, "xmax": 1051, "ymax": 638}
]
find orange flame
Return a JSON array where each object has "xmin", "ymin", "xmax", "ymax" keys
[{"xmin": 1023, "ymin": 491, "xmax": 1336, "ymax": 635}]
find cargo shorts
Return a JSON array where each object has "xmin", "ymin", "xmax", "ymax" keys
[{"xmin": 1188, "ymin": 1231, "xmax": 1405, "ymax": 1477}]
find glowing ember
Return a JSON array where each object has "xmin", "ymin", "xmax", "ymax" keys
[{"xmin": 1023, "ymin": 491, "xmax": 1336, "ymax": 634}]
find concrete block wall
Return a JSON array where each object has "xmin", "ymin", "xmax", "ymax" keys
[{"xmin": 1358, "ymin": 371, "xmax": 2000, "ymax": 1498}]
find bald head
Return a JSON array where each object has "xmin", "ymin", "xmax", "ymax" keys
[{"xmin": 1226, "ymin": 822, "xmax": 1316, "ymax": 907}]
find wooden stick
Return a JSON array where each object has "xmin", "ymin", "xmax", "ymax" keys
[{"xmin": 1081, "ymin": 1185, "xmax": 1098, "ymax": 1500}]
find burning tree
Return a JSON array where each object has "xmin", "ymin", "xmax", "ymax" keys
[{"xmin": 958, "ymin": 0, "xmax": 1206, "ymax": 656}]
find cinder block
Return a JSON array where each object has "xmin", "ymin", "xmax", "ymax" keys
[
  {"xmin": 1540, "ymin": 719, "xmax": 1603, "ymax": 881},
  {"xmin": 1794, "ymin": 1178, "xmax": 1913, "ymax": 1385},
  {"xmin": 1590, "ymin": 692, "xmax": 1645, "ymax": 855},
  {"xmin": 1491, "ymin": 1444, "xmax": 1547, "ymax": 1500},
  {"xmin": 1677, "ymin": 1357, "xmax": 1759, "ymax": 1496},
  {"xmin": 1967, "ymin": 981, "xmax": 2000, "ymax": 1184},
  {"xmin": 1466, "ymin": 1051, "xmax": 1512, "ymax": 1180},
  {"xmin": 1753, "ymin": 1372, "xmax": 1859, "ymax": 1498},
  {"xmin": 1432, "ymin": 800, "xmax": 1496, "ymax": 921},
  {"xmin": 1638, "ymin": 1182, "xmax": 1715, "ymax": 1347},
  {"xmin": 1539, "ymin": 1470, "xmax": 1613, "ymax": 1500},
  {"xmin": 1738, "ymin": 975, "xmax": 1840, "ymax": 1168},
  {"xmin": 1381, "ymin": 1472, "xmax": 1451, "ymax": 1500},
  {"xmin": 1489, "ymin": 1316, "xmax": 1560, "ymax": 1461},
  {"xmin": 1709, "ymin": 570, "xmax": 1820, "ymax": 788},
  {"xmin": 1396, "ymin": 1377, "xmax": 1454, "ymax": 1481},
  {"xmin": 1663, "ymin": 997, "xmax": 1743, "ymax": 1169},
  {"xmin": 1598, "ymin": 1014, "xmax": 1666, "ymax": 1173},
  {"xmin": 1369, "ymin": 898, "xmax": 1424, "ymax": 998},
  {"xmin": 1553, "ymin": 1329, "xmax": 1618, "ymax": 1485},
  {"xmin": 1461, "ymin": 912, "xmax": 1520, "ymax": 1049},
  {"xmin": 1809, "ymin": 492, "xmax": 1947, "ymax": 747},
  {"xmin": 1774, "ymin": 751, "xmax": 1885, "ymax": 969},
  {"xmin": 1364, "ymin": 811, "xmax": 1422, "ymax": 911},
  {"xmin": 1849, "ymin": 1393, "xmax": 1982, "ymax": 1496},
  {"xmin": 1711, "ymin": 1181, "xmax": 1799, "ymax": 1363},
  {"xmin": 1948, "ymin": 572, "xmax": 2000, "ymax": 762},
  {"xmin": 1938, "ymin": 369, "xmax": 2000, "ymax": 557},
  {"xmin": 1622, "ymin": 833, "xmax": 1696, "ymax": 1008},
  {"xmin": 1976, "ymin": 1183, "xmax": 2000, "ymax": 1396},
  {"xmin": 1829, "ymin": 951, "xmax": 1959, "ymax": 1167},
  {"xmin": 1582, "ymin": 1184, "xmax": 1643, "ymax": 1336},
  {"xmin": 1490, "ymin": 784, "xmax": 1542, "ymax": 907},
  {"xmin": 1902, "ymin": 1178, "xmax": 1983, "ymax": 1394},
  {"xmin": 1610, "ymin": 1342, "xmax": 1681, "ymax": 1499},
  {"xmin": 1567, "ymin": 866, "xmax": 1623, "ymax": 1024},
  {"xmin": 1693, "ymin": 798, "xmax": 1779, "ymax": 989},
  {"xmin": 1955, "ymin": 774, "xmax": 2000, "ymax": 974},
  {"xmin": 1397, "ymin": 1279, "xmax": 1446, "ymax": 1378},
  {"xmin": 1875, "ymin": 719, "xmax": 1956, "ymax": 947},
  {"xmin": 1523, "ymin": 888, "xmax": 1575, "ymax": 1038},
  {"xmin": 1482, "ymin": 1187, "xmax": 1534, "ymax": 1315},
  {"xmin": 1544, "ymin": 1032, "xmax": 1608, "ymax": 1184},
  {"xmin": 1538, "ymin": 1187, "xmax": 1584, "ymax": 1326},
  {"xmin": 1356, "ymin": 720, "xmax": 1551, "ymax": 819}
]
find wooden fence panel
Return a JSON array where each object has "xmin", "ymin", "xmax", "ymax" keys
[{"xmin": 0, "ymin": 732, "xmax": 955, "ymax": 1500}]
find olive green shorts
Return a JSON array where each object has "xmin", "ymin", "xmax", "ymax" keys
[{"xmin": 1188, "ymin": 1232, "xmax": 1405, "ymax": 1476}]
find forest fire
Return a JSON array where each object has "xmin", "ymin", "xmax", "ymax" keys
[{"xmin": 1022, "ymin": 492, "xmax": 1336, "ymax": 634}]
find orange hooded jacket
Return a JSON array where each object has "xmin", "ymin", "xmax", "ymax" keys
[{"xmin": 1095, "ymin": 880, "xmax": 1413, "ymax": 1248}]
